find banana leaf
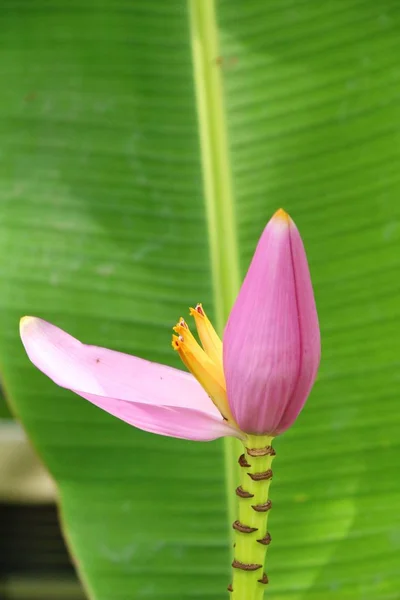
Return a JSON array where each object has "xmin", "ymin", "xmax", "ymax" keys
[{"xmin": 0, "ymin": 1, "xmax": 399, "ymax": 598}]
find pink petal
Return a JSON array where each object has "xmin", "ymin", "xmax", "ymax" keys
[
  {"xmin": 78, "ymin": 392, "xmax": 239, "ymax": 441},
  {"xmin": 20, "ymin": 317, "xmax": 217, "ymax": 413},
  {"xmin": 223, "ymin": 210, "xmax": 320, "ymax": 435},
  {"xmin": 20, "ymin": 317, "xmax": 241, "ymax": 441}
]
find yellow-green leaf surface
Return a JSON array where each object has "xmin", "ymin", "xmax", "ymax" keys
[{"xmin": 1, "ymin": 1, "xmax": 400, "ymax": 599}]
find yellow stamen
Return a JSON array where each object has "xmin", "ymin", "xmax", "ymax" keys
[
  {"xmin": 172, "ymin": 317, "xmax": 233, "ymax": 422},
  {"xmin": 189, "ymin": 303, "xmax": 223, "ymax": 365}
]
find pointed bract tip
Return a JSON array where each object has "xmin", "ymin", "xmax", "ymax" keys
[{"xmin": 272, "ymin": 208, "xmax": 290, "ymax": 222}]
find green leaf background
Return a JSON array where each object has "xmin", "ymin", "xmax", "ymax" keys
[{"xmin": 1, "ymin": 1, "xmax": 400, "ymax": 598}]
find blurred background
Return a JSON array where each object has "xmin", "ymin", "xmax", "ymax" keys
[
  {"xmin": 1, "ymin": 1, "xmax": 400, "ymax": 600},
  {"xmin": 0, "ymin": 389, "xmax": 85, "ymax": 599}
]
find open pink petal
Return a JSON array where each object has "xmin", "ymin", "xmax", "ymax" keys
[
  {"xmin": 223, "ymin": 210, "xmax": 320, "ymax": 435},
  {"xmin": 78, "ymin": 391, "xmax": 240, "ymax": 441},
  {"xmin": 20, "ymin": 317, "xmax": 242, "ymax": 441},
  {"xmin": 20, "ymin": 317, "xmax": 218, "ymax": 416}
]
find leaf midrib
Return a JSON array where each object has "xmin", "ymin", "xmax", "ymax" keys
[{"xmin": 188, "ymin": 0, "xmax": 241, "ymax": 533}]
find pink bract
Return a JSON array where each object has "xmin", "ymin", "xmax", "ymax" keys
[{"xmin": 223, "ymin": 210, "xmax": 320, "ymax": 435}]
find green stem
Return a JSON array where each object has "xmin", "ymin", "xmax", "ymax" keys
[
  {"xmin": 231, "ymin": 435, "xmax": 275, "ymax": 600},
  {"xmin": 188, "ymin": 0, "xmax": 242, "ymax": 535}
]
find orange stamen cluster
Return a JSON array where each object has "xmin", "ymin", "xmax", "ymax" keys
[{"xmin": 172, "ymin": 304, "xmax": 234, "ymax": 423}]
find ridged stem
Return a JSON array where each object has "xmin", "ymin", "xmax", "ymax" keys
[{"xmin": 231, "ymin": 435, "xmax": 275, "ymax": 599}]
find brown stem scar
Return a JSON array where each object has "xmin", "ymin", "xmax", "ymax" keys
[
  {"xmin": 248, "ymin": 469, "xmax": 273, "ymax": 481},
  {"xmin": 252, "ymin": 499, "xmax": 272, "ymax": 512},
  {"xmin": 232, "ymin": 559, "xmax": 262, "ymax": 571},
  {"xmin": 236, "ymin": 486, "xmax": 254, "ymax": 498},
  {"xmin": 258, "ymin": 572, "xmax": 269, "ymax": 584},
  {"xmin": 227, "ymin": 584, "xmax": 233, "ymax": 592},
  {"xmin": 232, "ymin": 520, "xmax": 258, "ymax": 534},
  {"xmin": 257, "ymin": 533, "xmax": 272, "ymax": 545},
  {"xmin": 238, "ymin": 454, "xmax": 251, "ymax": 467},
  {"xmin": 246, "ymin": 446, "xmax": 276, "ymax": 457}
]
